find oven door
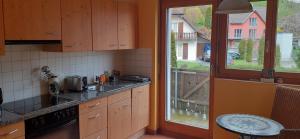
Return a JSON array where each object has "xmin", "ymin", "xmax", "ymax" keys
[{"xmin": 27, "ymin": 119, "xmax": 79, "ymax": 139}]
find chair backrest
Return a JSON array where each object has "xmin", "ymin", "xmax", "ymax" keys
[{"xmin": 272, "ymin": 85, "xmax": 300, "ymax": 129}]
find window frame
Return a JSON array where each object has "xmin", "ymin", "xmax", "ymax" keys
[
  {"xmin": 217, "ymin": 0, "xmax": 300, "ymax": 84},
  {"xmin": 216, "ymin": 0, "xmax": 274, "ymax": 81}
]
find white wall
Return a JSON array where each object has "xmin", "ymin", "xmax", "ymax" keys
[
  {"xmin": 276, "ymin": 33, "xmax": 293, "ymax": 61},
  {"xmin": 171, "ymin": 16, "xmax": 195, "ymax": 33}
]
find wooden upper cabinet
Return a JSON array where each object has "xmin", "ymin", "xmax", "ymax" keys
[
  {"xmin": 3, "ymin": 0, "xmax": 61, "ymax": 40},
  {"xmin": 92, "ymin": 0, "xmax": 118, "ymax": 51},
  {"xmin": 61, "ymin": 0, "xmax": 93, "ymax": 52},
  {"xmin": 0, "ymin": 0, "xmax": 5, "ymax": 56},
  {"xmin": 118, "ymin": 2, "xmax": 137, "ymax": 50}
]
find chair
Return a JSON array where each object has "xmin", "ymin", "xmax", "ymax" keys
[{"xmin": 271, "ymin": 85, "xmax": 300, "ymax": 139}]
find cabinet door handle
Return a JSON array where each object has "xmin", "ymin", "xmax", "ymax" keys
[
  {"xmin": 88, "ymin": 102, "xmax": 100, "ymax": 108},
  {"xmin": 0, "ymin": 129, "xmax": 18, "ymax": 136},
  {"xmin": 88, "ymin": 114, "xmax": 100, "ymax": 119}
]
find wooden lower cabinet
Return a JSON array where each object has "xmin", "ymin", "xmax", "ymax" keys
[
  {"xmin": 79, "ymin": 85, "xmax": 150, "ymax": 139},
  {"xmin": 0, "ymin": 122, "xmax": 25, "ymax": 139},
  {"xmin": 84, "ymin": 128, "xmax": 107, "ymax": 139},
  {"xmin": 79, "ymin": 98, "xmax": 108, "ymax": 139},
  {"xmin": 108, "ymin": 91, "xmax": 132, "ymax": 139},
  {"xmin": 131, "ymin": 84, "xmax": 150, "ymax": 133}
]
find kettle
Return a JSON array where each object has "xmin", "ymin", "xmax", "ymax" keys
[{"xmin": 64, "ymin": 76, "xmax": 86, "ymax": 92}]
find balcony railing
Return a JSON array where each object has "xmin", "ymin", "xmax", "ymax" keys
[{"xmin": 174, "ymin": 32, "xmax": 198, "ymax": 40}]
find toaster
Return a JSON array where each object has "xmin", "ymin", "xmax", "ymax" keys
[{"xmin": 64, "ymin": 76, "xmax": 86, "ymax": 92}]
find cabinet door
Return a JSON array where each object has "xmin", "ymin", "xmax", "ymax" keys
[
  {"xmin": 3, "ymin": 0, "xmax": 61, "ymax": 40},
  {"xmin": 108, "ymin": 99, "xmax": 131, "ymax": 139},
  {"xmin": 0, "ymin": 0, "xmax": 4, "ymax": 56},
  {"xmin": 61, "ymin": 0, "xmax": 92, "ymax": 52},
  {"xmin": 131, "ymin": 85, "xmax": 150, "ymax": 133},
  {"xmin": 118, "ymin": 2, "xmax": 137, "ymax": 49},
  {"xmin": 92, "ymin": 0, "xmax": 118, "ymax": 50},
  {"xmin": 80, "ymin": 106, "xmax": 107, "ymax": 139},
  {"xmin": 84, "ymin": 128, "xmax": 107, "ymax": 139}
]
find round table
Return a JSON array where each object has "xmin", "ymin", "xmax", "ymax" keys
[{"xmin": 216, "ymin": 114, "xmax": 284, "ymax": 139}]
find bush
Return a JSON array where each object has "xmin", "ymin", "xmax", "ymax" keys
[
  {"xmin": 258, "ymin": 38, "xmax": 265, "ymax": 65},
  {"xmin": 238, "ymin": 40, "xmax": 247, "ymax": 60},
  {"xmin": 171, "ymin": 32, "xmax": 177, "ymax": 68},
  {"xmin": 246, "ymin": 40, "xmax": 254, "ymax": 62},
  {"xmin": 276, "ymin": 45, "xmax": 281, "ymax": 67},
  {"xmin": 293, "ymin": 48, "xmax": 300, "ymax": 68}
]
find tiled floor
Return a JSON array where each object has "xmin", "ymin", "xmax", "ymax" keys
[{"xmin": 140, "ymin": 135, "xmax": 175, "ymax": 139}]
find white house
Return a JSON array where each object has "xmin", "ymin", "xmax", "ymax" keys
[{"xmin": 171, "ymin": 9, "xmax": 210, "ymax": 61}]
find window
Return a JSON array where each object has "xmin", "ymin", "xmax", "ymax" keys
[
  {"xmin": 274, "ymin": 0, "xmax": 300, "ymax": 73},
  {"xmin": 224, "ymin": 1, "xmax": 266, "ymax": 72},
  {"xmin": 177, "ymin": 45, "xmax": 183, "ymax": 58},
  {"xmin": 249, "ymin": 29, "xmax": 256, "ymax": 39},
  {"xmin": 218, "ymin": 0, "xmax": 300, "ymax": 84},
  {"xmin": 250, "ymin": 18, "xmax": 257, "ymax": 26},
  {"xmin": 234, "ymin": 29, "xmax": 242, "ymax": 39},
  {"xmin": 171, "ymin": 23, "xmax": 178, "ymax": 32}
]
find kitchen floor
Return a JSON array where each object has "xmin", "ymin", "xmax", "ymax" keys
[{"xmin": 140, "ymin": 135, "xmax": 175, "ymax": 139}]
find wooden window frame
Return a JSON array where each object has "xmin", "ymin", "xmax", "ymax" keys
[
  {"xmin": 159, "ymin": 0, "xmax": 218, "ymax": 138},
  {"xmin": 217, "ymin": 0, "xmax": 300, "ymax": 84},
  {"xmin": 216, "ymin": 0, "xmax": 277, "ymax": 81}
]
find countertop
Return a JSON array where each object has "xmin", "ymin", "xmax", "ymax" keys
[
  {"xmin": 0, "ymin": 109, "xmax": 23, "ymax": 127},
  {"xmin": 0, "ymin": 81, "xmax": 150, "ymax": 126},
  {"xmin": 59, "ymin": 81, "xmax": 151, "ymax": 102}
]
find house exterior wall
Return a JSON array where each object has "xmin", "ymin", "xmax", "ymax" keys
[
  {"xmin": 228, "ymin": 12, "xmax": 265, "ymax": 40},
  {"xmin": 176, "ymin": 40, "xmax": 197, "ymax": 61},
  {"xmin": 171, "ymin": 15, "xmax": 198, "ymax": 61},
  {"xmin": 276, "ymin": 33, "xmax": 293, "ymax": 61}
]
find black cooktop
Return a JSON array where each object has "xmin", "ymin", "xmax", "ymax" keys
[{"xmin": 1, "ymin": 94, "xmax": 73, "ymax": 115}]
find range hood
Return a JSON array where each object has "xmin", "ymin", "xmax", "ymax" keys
[{"xmin": 5, "ymin": 40, "xmax": 61, "ymax": 45}]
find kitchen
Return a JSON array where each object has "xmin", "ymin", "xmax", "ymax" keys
[{"xmin": 0, "ymin": 0, "xmax": 157, "ymax": 139}]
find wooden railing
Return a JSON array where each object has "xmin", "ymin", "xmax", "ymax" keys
[{"xmin": 174, "ymin": 32, "xmax": 197, "ymax": 40}]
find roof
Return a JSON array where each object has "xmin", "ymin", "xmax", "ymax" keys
[{"xmin": 229, "ymin": 8, "xmax": 266, "ymax": 24}]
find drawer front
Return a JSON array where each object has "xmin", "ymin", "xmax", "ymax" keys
[
  {"xmin": 80, "ymin": 97, "xmax": 107, "ymax": 114},
  {"xmin": 80, "ymin": 106, "xmax": 107, "ymax": 138},
  {"xmin": 0, "ymin": 122, "xmax": 25, "ymax": 139},
  {"xmin": 132, "ymin": 84, "xmax": 150, "ymax": 95},
  {"xmin": 107, "ymin": 90, "xmax": 131, "ymax": 105},
  {"xmin": 84, "ymin": 128, "xmax": 107, "ymax": 139}
]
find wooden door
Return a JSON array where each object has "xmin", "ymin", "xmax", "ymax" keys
[
  {"xmin": 3, "ymin": 0, "xmax": 61, "ymax": 40},
  {"xmin": 131, "ymin": 85, "xmax": 150, "ymax": 133},
  {"xmin": 108, "ymin": 99, "xmax": 131, "ymax": 139},
  {"xmin": 0, "ymin": 0, "xmax": 4, "ymax": 56},
  {"xmin": 61, "ymin": 0, "xmax": 92, "ymax": 52},
  {"xmin": 92, "ymin": 0, "xmax": 118, "ymax": 51},
  {"xmin": 183, "ymin": 43, "xmax": 189, "ymax": 60},
  {"xmin": 118, "ymin": 2, "xmax": 137, "ymax": 49}
]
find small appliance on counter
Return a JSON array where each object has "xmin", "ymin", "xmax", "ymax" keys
[
  {"xmin": 120, "ymin": 75, "xmax": 151, "ymax": 83},
  {"xmin": 64, "ymin": 76, "xmax": 87, "ymax": 92},
  {"xmin": 41, "ymin": 66, "xmax": 60, "ymax": 95}
]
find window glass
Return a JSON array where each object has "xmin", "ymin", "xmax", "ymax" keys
[
  {"xmin": 226, "ymin": 1, "xmax": 266, "ymax": 70},
  {"xmin": 275, "ymin": 0, "xmax": 300, "ymax": 73}
]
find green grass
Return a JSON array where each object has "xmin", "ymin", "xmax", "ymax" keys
[
  {"xmin": 228, "ymin": 60, "xmax": 263, "ymax": 70},
  {"xmin": 177, "ymin": 60, "xmax": 209, "ymax": 72}
]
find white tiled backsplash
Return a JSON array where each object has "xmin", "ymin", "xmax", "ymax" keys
[{"xmin": 0, "ymin": 45, "xmax": 152, "ymax": 103}]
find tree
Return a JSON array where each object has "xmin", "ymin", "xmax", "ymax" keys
[
  {"xmin": 171, "ymin": 32, "xmax": 177, "ymax": 68},
  {"xmin": 204, "ymin": 7, "xmax": 212, "ymax": 28},
  {"xmin": 246, "ymin": 39, "xmax": 254, "ymax": 62},
  {"xmin": 238, "ymin": 40, "xmax": 247, "ymax": 60},
  {"xmin": 258, "ymin": 38, "xmax": 265, "ymax": 65},
  {"xmin": 276, "ymin": 45, "xmax": 281, "ymax": 67}
]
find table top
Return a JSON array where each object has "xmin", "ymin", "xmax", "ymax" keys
[{"xmin": 216, "ymin": 114, "xmax": 284, "ymax": 137}]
